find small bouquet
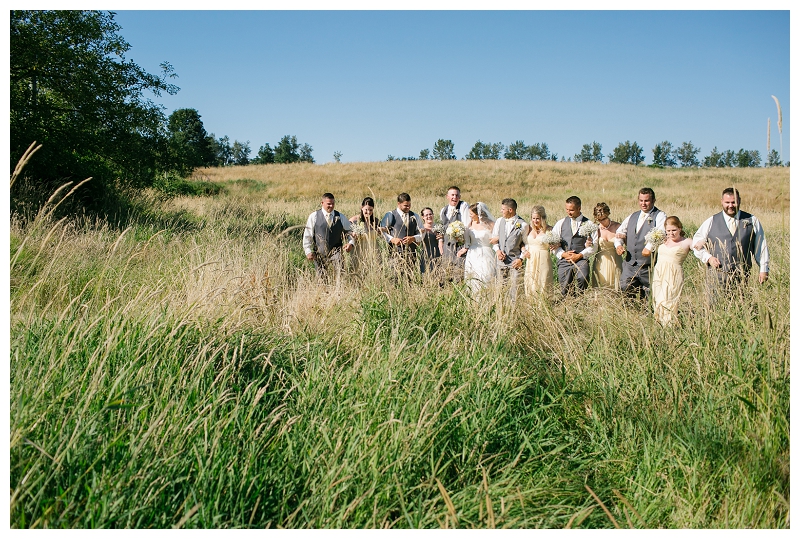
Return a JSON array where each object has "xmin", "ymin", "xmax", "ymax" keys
[
  {"xmin": 432, "ymin": 222, "xmax": 446, "ymax": 236},
  {"xmin": 445, "ymin": 220, "xmax": 465, "ymax": 244},
  {"xmin": 644, "ymin": 227, "xmax": 666, "ymax": 247},
  {"xmin": 350, "ymin": 221, "xmax": 366, "ymax": 237},
  {"xmin": 578, "ymin": 221, "xmax": 599, "ymax": 237},
  {"xmin": 539, "ymin": 230, "xmax": 562, "ymax": 248}
]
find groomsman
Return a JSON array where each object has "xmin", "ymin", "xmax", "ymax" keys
[
  {"xmin": 553, "ymin": 196, "xmax": 597, "ymax": 296},
  {"xmin": 693, "ymin": 187, "xmax": 769, "ymax": 303},
  {"xmin": 491, "ymin": 198, "xmax": 529, "ymax": 299},
  {"xmin": 381, "ymin": 192, "xmax": 423, "ymax": 279},
  {"xmin": 302, "ymin": 192, "xmax": 354, "ymax": 283},
  {"xmin": 615, "ymin": 187, "xmax": 666, "ymax": 300},
  {"xmin": 439, "ymin": 185, "xmax": 470, "ymax": 282}
]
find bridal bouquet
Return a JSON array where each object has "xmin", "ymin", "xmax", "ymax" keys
[
  {"xmin": 445, "ymin": 220, "xmax": 465, "ymax": 244},
  {"xmin": 350, "ymin": 221, "xmax": 366, "ymax": 236},
  {"xmin": 578, "ymin": 221, "xmax": 599, "ymax": 237},
  {"xmin": 539, "ymin": 230, "xmax": 562, "ymax": 248},
  {"xmin": 432, "ymin": 222, "xmax": 446, "ymax": 236},
  {"xmin": 644, "ymin": 227, "xmax": 666, "ymax": 247}
]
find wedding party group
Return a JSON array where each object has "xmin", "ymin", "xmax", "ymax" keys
[{"xmin": 302, "ymin": 186, "xmax": 769, "ymax": 326}]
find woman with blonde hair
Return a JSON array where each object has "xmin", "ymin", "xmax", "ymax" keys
[
  {"xmin": 521, "ymin": 205, "xmax": 554, "ymax": 298},
  {"xmin": 590, "ymin": 202, "xmax": 622, "ymax": 290},
  {"xmin": 650, "ymin": 216, "xmax": 694, "ymax": 326}
]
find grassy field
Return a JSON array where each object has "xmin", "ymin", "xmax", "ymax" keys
[{"xmin": 9, "ymin": 160, "xmax": 789, "ymax": 528}]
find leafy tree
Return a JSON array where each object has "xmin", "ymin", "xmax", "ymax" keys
[
  {"xmin": 166, "ymin": 108, "xmax": 215, "ymax": 175},
  {"xmin": 419, "ymin": 148, "xmax": 430, "ymax": 160},
  {"xmin": 651, "ymin": 141, "xmax": 676, "ymax": 167},
  {"xmin": 504, "ymin": 140, "xmax": 529, "ymax": 160},
  {"xmin": 527, "ymin": 142, "xmax": 550, "ymax": 161},
  {"xmin": 703, "ymin": 147, "xmax": 724, "ymax": 167},
  {"xmin": 766, "ymin": 149, "xmax": 783, "ymax": 167},
  {"xmin": 232, "ymin": 140, "xmax": 251, "ymax": 166},
  {"xmin": 609, "ymin": 141, "xmax": 645, "ymax": 165},
  {"xmin": 211, "ymin": 134, "xmax": 234, "ymax": 166},
  {"xmin": 466, "ymin": 140, "xmax": 504, "ymax": 160},
  {"xmin": 675, "ymin": 141, "xmax": 701, "ymax": 168},
  {"xmin": 488, "ymin": 142, "xmax": 506, "ymax": 160},
  {"xmin": 10, "ymin": 10, "xmax": 179, "ymax": 199},
  {"xmin": 333, "ymin": 151, "xmax": 342, "ymax": 163},
  {"xmin": 574, "ymin": 141, "xmax": 603, "ymax": 163},
  {"xmin": 735, "ymin": 149, "xmax": 760, "ymax": 168},
  {"xmin": 433, "ymin": 139, "xmax": 456, "ymax": 160},
  {"xmin": 467, "ymin": 141, "xmax": 485, "ymax": 160},
  {"xmin": 299, "ymin": 143, "xmax": 315, "ymax": 163},
  {"xmin": 252, "ymin": 143, "xmax": 274, "ymax": 165},
  {"xmin": 721, "ymin": 149, "xmax": 736, "ymax": 168},
  {"xmin": 274, "ymin": 135, "xmax": 301, "ymax": 164}
]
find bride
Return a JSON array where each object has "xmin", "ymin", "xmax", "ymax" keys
[{"xmin": 457, "ymin": 202, "xmax": 497, "ymax": 295}]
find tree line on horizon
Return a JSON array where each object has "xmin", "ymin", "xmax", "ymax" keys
[
  {"xmin": 387, "ymin": 139, "xmax": 787, "ymax": 168},
  {"xmin": 9, "ymin": 10, "xmax": 787, "ymax": 216}
]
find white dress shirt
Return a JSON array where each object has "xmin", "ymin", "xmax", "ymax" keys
[
  {"xmin": 441, "ymin": 200, "xmax": 472, "ymax": 229},
  {"xmin": 614, "ymin": 209, "xmax": 667, "ymax": 251},
  {"xmin": 302, "ymin": 209, "xmax": 354, "ymax": 256},
  {"xmin": 382, "ymin": 209, "xmax": 424, "ymax": 244},
  {"xmin": 551, "ymin": 214, "xmax": 598, "ymax": 259},
  {"xmin": 692, "ymin": 211, "xmax": 769, "ymax": 273},
  {"xmin": 491, "ymin": 216, "xmax": 530, "ymax": 252}
]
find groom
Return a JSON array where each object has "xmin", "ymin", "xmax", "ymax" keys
[
  {"xmin": 439, "ymin": 185, "xmax": 470, "ymax": 282},
  {"xmin": 491, "ymin": 198, "xmax": 528, "ymax": 299}
]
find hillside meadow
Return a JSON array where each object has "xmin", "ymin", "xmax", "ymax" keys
[{"xmin": 10, "ymin": 160, "xmax": 789, "ymax": 528}]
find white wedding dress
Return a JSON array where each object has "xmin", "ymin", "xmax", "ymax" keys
[{"xmin": 464, "ymin": 227, "xmax": 497, "ymax": 295}]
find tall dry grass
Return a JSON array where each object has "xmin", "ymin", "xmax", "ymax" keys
[
  {"xmin": 191, "ymin": 160, "xmax": 788, "ymax": 232},
  {"xmin": 10, "ymin": 160, "xmax": 790, "ymax": 528}
]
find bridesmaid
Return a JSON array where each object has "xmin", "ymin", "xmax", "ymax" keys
[
  {"xmin": 521, "ymin": 205, "xmax": 554, "ymax": 299},
  {"xmin": 349, "ymin": 197, "xmax": 381, "ymax": 275},
  {"xmin": 419, "ymin": 207, "xmax": 444, "ymax": 275},
  {"xmin": 590, "ymin": 202, "xmax": 622, "ymax": 290},
  {"xmin": 647, "ymin": 216, "xmax": 694, "ymax": 326}
]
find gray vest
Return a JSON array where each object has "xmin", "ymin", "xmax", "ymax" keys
[
  {"xmin": 313, "ymin": 209, "xmax": 345, "ymax": 257},
  {"xmin": 624, "ymin": 208, "xmax": 659, "ymax": 267},
  {"xmin": 707, "ymin": 211, "xmax": 755, "ymax": 273},
  {"xmin": 560, "ymin": 215, "xmax": 589, "ymax": 253},
  {"xmin": 441, "ymin": 203, "xmax": 466, "ymax": 258},
  {"xmin": 383, "ymin": 210, "xmax": 420, "ymax": 253},
  {"xmin": 498, "ymin": 216, "xmax": 525, "ymax": 265}
]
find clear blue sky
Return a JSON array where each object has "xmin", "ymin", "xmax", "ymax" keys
[{"xmin": 111, "ymin": 9, "xmax": 790, "ymax": 164}]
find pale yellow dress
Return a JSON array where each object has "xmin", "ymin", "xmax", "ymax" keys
[
  {"xmin": 350, "ymin": 227, "xmax": 380, "ymax": 274},
  {"xmin": 591, "ymin": 236, "xmax": 622, "ymax": 290},
  {"xmin": 651, "ymin": 242, "xmax": 691, "ymax": 326},
  {"xmin": 523, "ymin": 232, "xmax": 554, "ymax": 298}
]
